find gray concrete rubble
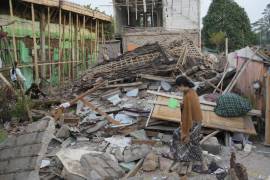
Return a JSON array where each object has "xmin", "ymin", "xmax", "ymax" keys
[
  {"xmin": 201, "ymin": 137, "xmax": 221, "ymax": 155},
  {"xmin": 0, "ymin": 116, "xmax": 55, "ymax": 180},
  {"xmin": 142, "ymin": 152, "xmax": 159, "ymax": 171}
]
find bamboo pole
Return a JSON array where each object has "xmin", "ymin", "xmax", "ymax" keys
[
  {"xmin": 31, "ymin": 3, "xmax": 39, "ymax": 82},
  {"xmin": 9, "ymin": 0, "xmax": 18, "ymax": 63},
  {"xmin": 40, "ymin": 8, "xmax": 46, "ymax": 78},
  {"xmin": 90, "ymin": 18, "xmax": 93, "ymax": 66},
  {"xmin": 61, "ymin": 15, "xmax": 66, "ymax": 84},
  {"xmin": 75, "ymin": 14, "xmax": 79, "ymax": 78},
  {"xmin": 265, "ymin": 74, "xmax": 270, "ymax": 145},
  {"xmin": 82, "ymin": 15, "xmax": 86, "ymax": 71},
  {"xmin": 47, "ymin": 7, "xmax": 52, "ymax": 87},
  {"xmin": 58, "ymin": 8, "xmax": 62, "ymax": 85},
  {"xmin": 68, "ymin": 12, "xmax": 71, "ymax": 80}
]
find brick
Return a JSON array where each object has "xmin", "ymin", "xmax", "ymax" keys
[
  {"xmin": 16, "ymin": 133, "xmax": 39, "ymax": 146},
  {"xmin": 18, "ymin": 144, "xmax": 43, "ymax": 157},
  {"xmin": 14, "ymin": 171, "xmax": 38, "ymax": 180},
  {"xmin": 0, "ymin": 160, "xmax": 8, "ymax": 174},
  {"xmin": 0, "ymin": 136, "xmax": 17, "ymax": 150},
  {"xmin": 0, "ymin": 174, "xmax": 14, "ymax": 180},
  {"xmin": 0, "ymin": 147, "xmax": 18, "ymax": 160},
  {"xmin": 7, "ymin": 157, "xmax": 37, "ymax": 173}
]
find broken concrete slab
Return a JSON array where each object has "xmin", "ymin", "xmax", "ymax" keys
[
  {"xmin": 108, "ymin": 144, "xmax": 151, "ymax": 163},
  {"xmin": 201, "ymin": 137, "xmax": 221, "ymax": 155},
  {"xmin": 142, "ymin": 152, "xmax": 159, "ymax": 171},
  {"xmin": 130, "ymin": 129, "xmax": 149, "ymax": 140},
  {"xmin": 157, "ymin": 133, "xmax": 172, "ymax": 143},
  {"xmin": 0, "ymin": 116, "xmax": 55, "ymax": 180},
  {"xmin": 80, "ymin": 153, "xmax": 125, "ymax": 180},
  {"xmin": 86, "ymin": 120, "xmax": 108, "ymax": 134},
  {"xmin": 107, "ymin": 94, "xmax": 122, "ymax": 105}
]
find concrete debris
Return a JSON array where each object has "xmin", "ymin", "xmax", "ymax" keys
[
  {"xmin": 243, "ymin": 144, "xmax": 253, "ymax": 152},
  {"xmin": 107, "ymin": 94, "xmax": 122, "ymax": 105},
  {"xmin": 161, "ymin": 80, "xmax": 172, "ymax": 91},
  {"xmin": 81, "ymin": 153, "xmax": 125, "ymax": 180},
  {"xmin": 105, "ymin": 136, "xmax": 131, "ymax": 148},
  {"xmin": 201, "ymin": 137, "xmax": 221, "ymax": 155},
  {"xmin": 114, "ymin": 113, "xmax": 135, "ymax": 124},
  {"xmin": 159, "ymin": 157, "xmax": 174, "ymax": 172},
  {"xmin": 86, "ymin": 120, "xmax": 108, "ymax": 134},
  {"xmin": 142, "ymin": 152, "xmax": 159, "ymax": 171},
  {"xmin": 0, "ymin": 116, "xmax": 55, "ymax": 180},
  {"xmin": 120, "ymin": 162, "xmax": 136, "ymax": 172},
  {"xmin": 130, "ymin": 129, "xmax": 149, "ymax": 140},
  {"xmin": 126, "ymin": 88, "xmax": 139, "ymax": 97},
  {"xmin": 55, "ymin": 124, "xmax": 70, "ymax": 139}
]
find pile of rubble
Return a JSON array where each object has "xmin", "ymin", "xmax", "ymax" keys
[{"xmin": 0, "ymin": 38, "xmax": 263, "ymax": 179}]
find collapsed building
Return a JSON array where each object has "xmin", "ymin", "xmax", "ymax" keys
[
  {"xmin": 113, "ymin": 0, "xmax": 201, "ymax": 51},
  {"xmin": 1, "ymin": 0, "xmax": 270, "ymax": 180}
]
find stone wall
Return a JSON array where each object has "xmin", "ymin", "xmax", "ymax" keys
[{"xmin": 0, "ymin": 116, "xmax": 55, "ymax": 180}]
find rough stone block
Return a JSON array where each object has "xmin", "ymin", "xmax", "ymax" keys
[
  {"xmin": 0, "ymin": 160, "xmax": 8, "ymax": 174},
  {"xmin": 123, "ymin": 144, "xmax": 150, "ymax": 163},
  {"xmin": 142, "ymin": 152, "xmax": 159, "ymax": 171},
  {"xmin": 201, "ymin": 137, "xmax": 221, "ymax": 155},
  {"xmin": 19, "ymin": 144, "xmax": 43, "ymax": 157},
  {"xmin": 159, "ymin": 157, "xmax": 174, "ymax": 171},
  {"xmin": 0, "ymin": 174, "xmax": 14, "ymax": 180},
  {"xmin": 0, "ymin": 136, "xmax": 17, "ymax": 150},
  {"xmin": 55, "ymin": 125, "xmax": 70, "ymax": 139},
  {"xmin": 16, "ymin": 133, "xmax": 39, "ymax": 146}
]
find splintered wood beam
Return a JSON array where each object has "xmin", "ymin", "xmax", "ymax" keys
[
  {"xmin": 80, "ymin": 98, "xmax": 121, "ymax": 125},
  {"xmin": 31, "ymin": 3, "xmax": 39, "ymax": 82}
]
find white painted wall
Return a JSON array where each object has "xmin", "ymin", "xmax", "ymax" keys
[{"xmin": 163, "ymin": 0, "xmax": 200, "ymax": 30}]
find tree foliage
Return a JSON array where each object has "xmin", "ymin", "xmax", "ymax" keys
[
  {"xmin": 202, "ymin": 0, "xmax": 255, "ymax": 51},
  {"xmin": 252, "ymin": 3, "xmax": 270, "ymax": 45},
  {"xmin": 210, "ymin": 31, "xmax": 226, "ymax": 51}
]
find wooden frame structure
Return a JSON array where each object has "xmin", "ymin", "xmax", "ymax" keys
[{"xmin": 0, "ymin": 0, "xmax": 111, "ymax": 87}]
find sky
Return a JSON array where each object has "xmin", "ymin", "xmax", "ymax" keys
[{"xmin": 68, "ymin": 0, "xmax": 269, "ymax": 23}]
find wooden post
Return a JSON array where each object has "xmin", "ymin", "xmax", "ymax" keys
[
  {"xmin": 90, "ymin": 18, "xmax": 93, "ymax": 66},
  {"xmin": 40, "ymin": 8, "xmax": 46, "ymax": 79},
  {"xmin": 31, "ymin": 3, "xmax": 39, "ymax": 82},
  {"xmin": 58, "ymin": 8, "xmax": 62, "ymax": 85},
  {"xmin": 9, "ymin": 0, "xmax": 18, "ymax": 63},
  {"xmin": 265, "ymin": 74, "xmax": 270, "ymax": 145}
]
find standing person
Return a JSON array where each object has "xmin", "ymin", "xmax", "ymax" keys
[
  {"xmin": 170, "ymin": 75, "xmax": 203, "ymax": 163},
  {"xmin": 10, "ymin": 61, "xmax": 26, "ymax": 88}
]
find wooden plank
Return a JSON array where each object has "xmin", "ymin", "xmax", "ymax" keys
[
  {"xmin": 150, "ymin": 96, "xmax": 257, "ymax": 135},
  {"xmin": 40, "ymin": 8, "xmax": 46, "ymax": 78},
  {"xmin": 139, "ymin": 74, "xmax": 174, "ymax": 83},
  {"xmin": 146, "ymin": 86, "xmax": 161, "ymax": 127},
  {"xmin": 147, "ymin": 90, "xmax": 262, "ymax": 117},
  {"xmin": 82, "ymin": 15, "xmax": 86, "ymax": 71},
  {"xmin": 152, "ymin": 96, "xmax": 181, "ymax": 123},
  {"xmin": 102, "ymin": 82, "xmax": 143, "ymax": 89},
  {"xmin": 9, "ymin": 0, "xmax": 18, "ymax": 63},
  {"xmin": 31, "ymin": 3, "xmax": 39, "ymax": 82},
  {"xmin": 265, "ymin": 74, "xmax": 270, "ymax": 145}
]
